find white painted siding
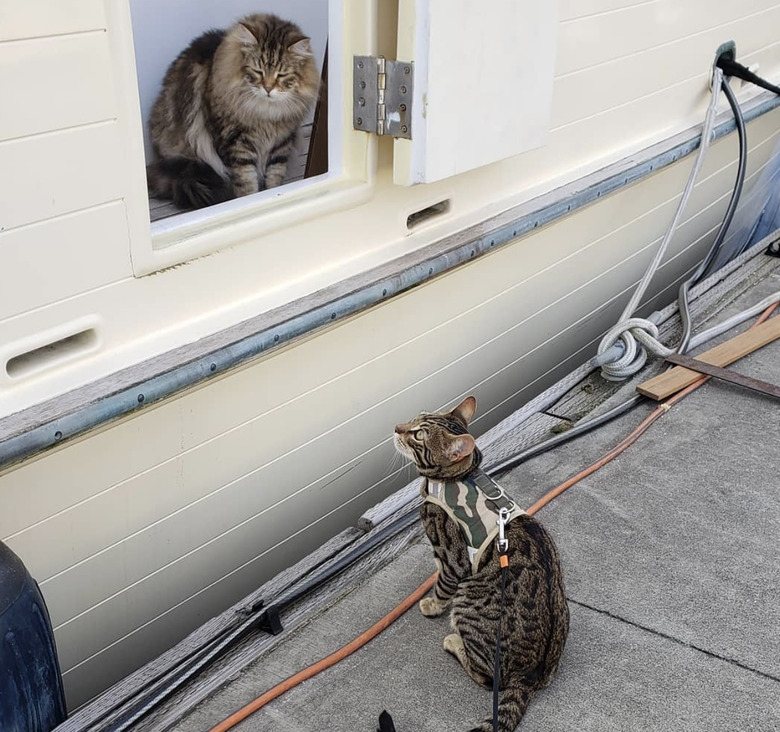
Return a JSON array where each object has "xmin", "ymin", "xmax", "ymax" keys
[
  {"xmin": 0, "ymin": 5, "xmax": 134, "ymax": 326},
  {"xmin": 1, "ymin": 0, "xmax": 780, "ymax": 708},
  {"xmin": 0, "ymin": 2, "xmax": 107, "ymax": 41},
  {"xmin": 0, "ymin": 32, "xmax": 116, "ymax": 141}
]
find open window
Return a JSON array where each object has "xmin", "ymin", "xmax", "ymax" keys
[
  {"xmin": 128, "ymin": 0, "xmax": 330, "ymax": 221},
  {"xmin": 111, "ymin": 0, "xmax": 364, "ymax": 275}
]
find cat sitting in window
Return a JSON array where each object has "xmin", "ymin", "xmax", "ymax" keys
[{"xmin": 147, "ymin": 14, "xmax": 319, "ymax": 210}]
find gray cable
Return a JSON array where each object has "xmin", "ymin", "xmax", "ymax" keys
[{"xmin": 678, "ymin": 76, "xmax": 748, "ymax": 354}]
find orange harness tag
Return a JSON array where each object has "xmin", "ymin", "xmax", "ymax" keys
[{"xmin": 499, "ymin": 554, "xmax": 509, "ymax": 568}]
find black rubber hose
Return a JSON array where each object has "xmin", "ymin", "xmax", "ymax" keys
[{"xmin": 485, "ymin": 394, "xmax": 646, "ymax": 476}]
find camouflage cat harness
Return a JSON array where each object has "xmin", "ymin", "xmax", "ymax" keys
[{"xmin": 421, "ymin": 468, "xmax": 525, "ymax": 573}]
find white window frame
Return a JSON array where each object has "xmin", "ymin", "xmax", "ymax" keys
[{"xmin": 107, "ymin": 0, "xmax": 377, "ymax": 276}]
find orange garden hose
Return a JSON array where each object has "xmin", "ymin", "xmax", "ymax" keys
[{"xmin": 208, "ymin": 303, "xmax": 778, "ymax": 732}]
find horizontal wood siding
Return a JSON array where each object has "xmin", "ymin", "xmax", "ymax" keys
[
  {"xmin": 0, "ymin": 32, "xmax": 116, "ymax": 141},
  {"xmin": 0, "ymin": 123, "xmax": 125, "ymax": 232},
  {"xmin": 552, "ymin": 5, "xmax": 780, "ymax": 128},
  {"xmin": 0, "ymin": 203, "xmax": 132, "ymax": 321},
  {"xmin": 556, "ymin": 0, "xmax": 778, "ymax": 75},
  {"xmin": 0, "ymin": 1, "xmax": 107, "ymax": 42},
  {"xmin": 0, "ymin": 2, "xmax": 133, "ymax": 339}
]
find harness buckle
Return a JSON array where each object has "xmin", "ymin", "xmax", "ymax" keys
[{"xmin": 496, "ymin": 507, "xmax": 510, "ymax": 553}]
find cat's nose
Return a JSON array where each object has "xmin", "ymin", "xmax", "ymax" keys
[
  {"xmin": 394, "ymin": 424, "xmax": 404, "ymax": 434},
  {"xmin": 263, "ymin": 83, "xmax": 274, "ymax": 95}
]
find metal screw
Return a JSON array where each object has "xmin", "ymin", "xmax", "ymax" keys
[
  {"xmin": 399, "ymin": 103, "xmax": 406, "ymax": 111},
  {"xmin": 401, "ymin": 125, "xmax": 408, "ymax": 133},
  {"xmin": 210, "ymin": 363, "xmax": 217, "ymax": 372},
  {"xmin": 358, "ymin": 61, "xmax": 364, "ymax": 69},
  {"xmin": 138, "ymin": 394, "xmax": 145, "ymax": 403},
  {"xmin": 404, "ymin": 66, "xmax": 411, "ymax": 74},
  {"xmin": 357, "ymin": 117, "xmax": 363, "ymax": 125},
  {"xmin": 400, "ymin": 85, "xmax": 408, "ymax": 94},
  {"xmin": 54, "ymin": 431, "xmax": 63, "ymax": 441},
  {"xmin": 359, "ymin": 97, "xmax": 365, "ymax": 106},
  {"xmin": 360, "ymin": 81, "xmax": 366, "ymax": 89}
]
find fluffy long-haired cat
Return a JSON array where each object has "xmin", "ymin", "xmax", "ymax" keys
[
  {"xmin": 390, "ymin": 396, "xmax": 569, "ymax": 732},
  {"xmin": 147, "ymin": 14, "xmax": 319, "ymax": 210}
]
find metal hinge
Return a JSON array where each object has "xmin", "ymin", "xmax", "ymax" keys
[{"xmin": 353, "ymin": 56, "xmax": 413, "ymax": 139}]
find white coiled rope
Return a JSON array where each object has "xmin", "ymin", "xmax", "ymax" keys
[{"xmin": 597, "ymin": 69, "xmax": 724, "ymax": 380}]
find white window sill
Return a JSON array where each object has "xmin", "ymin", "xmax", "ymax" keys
[{"xmin": 131, "ymin": 170, "xmax": 374, "ymax": 276}]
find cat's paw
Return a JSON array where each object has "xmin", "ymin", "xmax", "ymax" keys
[{"xmin": 419, "ymin": 596, "xmax": 447, "ymax": 617}]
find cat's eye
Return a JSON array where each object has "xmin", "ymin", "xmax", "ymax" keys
[{"xmin": 413, "ymin": 429, "xmax": 424, "ymax": 440}]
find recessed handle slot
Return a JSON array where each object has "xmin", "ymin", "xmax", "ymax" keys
[
  {"xmin": 406, "ymin": 199, "xmax": 451, "ymax": 230},
  {"xmin": 5, "ymin": 325, "xmax": 99, "ymax": 380}
]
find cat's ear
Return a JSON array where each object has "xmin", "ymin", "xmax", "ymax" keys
[
  {"xmin": 288, "ymin": 37, "xmax": 313, "ymax": 57},
  {"xmin": 233, "ymin": 23, "xmax": 258, "ymax": 46},
  {"xmin": 451, "ymin": 396, "xmax": 477, "ymax": 426},
  {"xmin": 446, "ymin": 434, "xmax": 476, "ymax": 463}
]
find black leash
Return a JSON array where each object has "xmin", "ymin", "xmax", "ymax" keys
[
  {"xmin": 492, "ymin": 507, "xmax": 511, "ymax": 732},
  {"xmin": 492, "ymin": 554, "xmax": 509, "ymax": 732}
]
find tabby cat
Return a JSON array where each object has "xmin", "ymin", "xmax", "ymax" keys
[
  {"xmin": 392, "ymin": 396, "xmax": 569, "ymax": 732},
  {"xmin": 147, "ymin": 14, "xmax": 319, "ymax": 210}
]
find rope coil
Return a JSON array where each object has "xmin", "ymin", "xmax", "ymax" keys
[{"xmin": 597, "ymin": 317, "xmax": 674, "ymax": 380}]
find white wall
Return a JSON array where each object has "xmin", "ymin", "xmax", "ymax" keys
[{"xmin": 128, "ymin": 0, "xmax": 329, "ymax": 159}]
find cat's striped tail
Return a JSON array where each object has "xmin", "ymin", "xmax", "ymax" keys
[
  {"xmin": 147, "ymin": 156, "xmax": 233, "ymax": 210},
  {"xmin": 468, "ymin": 676, "xmax": 537, "ymax": 732}
]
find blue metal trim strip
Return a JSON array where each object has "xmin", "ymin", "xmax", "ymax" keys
[{"xmin": 2, "ymin": 93, "xmax": 779, "ymax": 468}]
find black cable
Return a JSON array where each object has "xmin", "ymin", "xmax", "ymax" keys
[
  {"xmin": 717, "ymin": 57, "xmax": 780, "ymax": 96},
  {"xmin": 492, "ymin": 558, "xmax": 508, "ymax": 732},
  {"xmin": 485, "ymin": 394, "xmax": 646, "ymax": 477},
  {"xmin": 101, "ymin": 509, "xmax": 420, "ymax": 732}
]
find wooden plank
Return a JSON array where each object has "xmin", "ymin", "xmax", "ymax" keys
[
  {"xmin": 637, "ymin": 315, "xmax": 780, "ymax": 400},
  {"xmin": 664, "ymin": 354, "xmax": 780, "ymax": 399},
  {"xmin": 0, "ymin": 33, "xmax": 115, "ymax": 142}
]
